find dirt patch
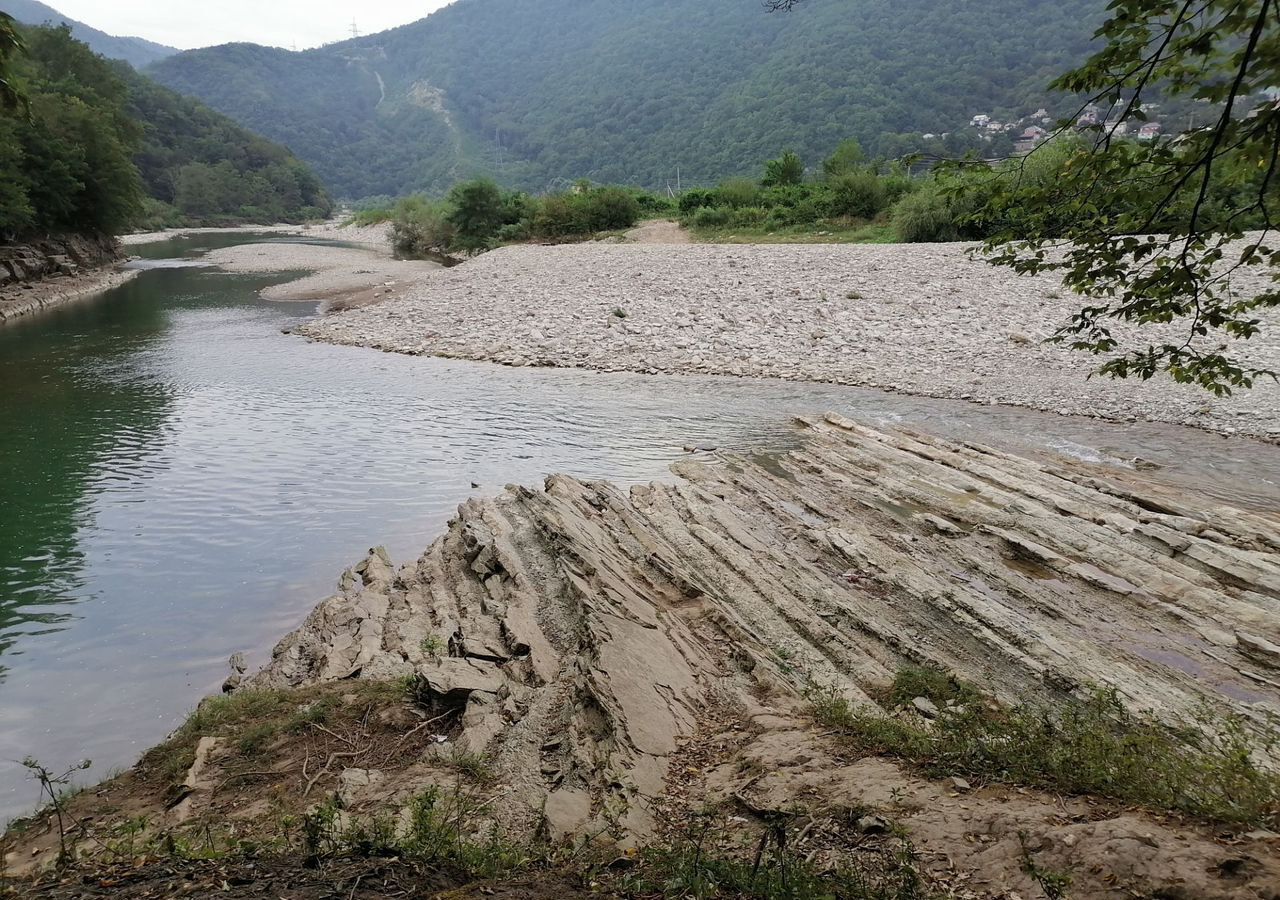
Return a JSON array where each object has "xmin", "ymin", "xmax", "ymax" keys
[{"xmin": 622, "ymin": 220, "xmax": 691, "ymax": 244}]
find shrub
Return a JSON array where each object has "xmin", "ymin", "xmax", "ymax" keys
[
  {"xmin": 584, "ymin": 186, "xmax": 641, "ymax": 230},
  {"xmin": 763, "ymin": 150, "xmax": 805, "ymax": 186},
  {"xmin": 631, "ymin": 189, "xmax": 676, "ymax": 215},
  {"xmin": 349, "ymin": 206, "xmax": 393, "ymax": 227},
  {"xmin": 531, "ymin": 194, "xmax": 587, "ymax": 237},
  {"xmin": 891, "ymin": 181, "xmax": 962, "ymax": 242},
  {"xmin": 830, "ymin": 171, "xmax": 888, "ymax": 219},
  {"xmin": 823, "ymin": 138, "xmax": 867, "ymax": 178},
  {"xmin": 691, "ymin": 205, "xmax": 732, "ymax": 228},
  {"xmin": 391, "ymin": 195, "xmax": 458, "ymax": 257},
  {"xmin": 678, "ymin": 188, "xmax": 717, "ymax": 214},
  {"xmin": 764, "ymin": 208, "xmax": 792, "ymax": 231},
  {"xmin": 790, "ymin": 194, "xmax": 831, "ymax": 225},
  {"xmin": 446, "ymin": 179, "xmax": 509, "ymax": 251},
  {"xmin": 530, "ymin": 186, "xmax": 641, "ymax": 239},
  {"xmin": 880, "ymin": 173, "xmax": 917, "ymax": 206},
  {"xmin": 729, "ymin": 205, "xmax": 768, "ymax": 227},
  {"xmin": 716, "ymin": 176, "xmax": 761, "ymax": 208}
]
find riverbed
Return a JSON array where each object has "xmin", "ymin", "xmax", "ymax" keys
[{"xmin": 2, "ymin": 233, "xmax": 1280, "ymax": 822}]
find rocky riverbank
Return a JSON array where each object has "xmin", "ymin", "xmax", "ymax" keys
[
  {"xmin": 298, "ymin": 242, "xmax": 1280, "ymax": 439},
  {"xmin": 0, "ymin": 235, "xmax": 136, "ymax": 324},
  {"xmin": 6, "ymin": 417, "xmax": 1280, "ymax": 897}
]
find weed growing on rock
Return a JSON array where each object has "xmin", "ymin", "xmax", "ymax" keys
[
  {"xmin": 443, "ymin": 749, "xmax": 496, "ymax": 786},
  {"xmin": 419, "ymin": 633, "xmax": 446, "ymax": 658},
  {"xmin": 809, "ymin": 670, "xmax": 1280, "ymax": 829}
]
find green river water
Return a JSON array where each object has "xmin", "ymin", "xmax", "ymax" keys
[{"xmin": 2, "ymin": 233, "xmax": 1278, "ymax": 821}]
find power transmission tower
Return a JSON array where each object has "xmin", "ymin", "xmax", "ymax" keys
[{"xmin": 350, "ymin": 18, "xmax": 360, "ymax": 38}]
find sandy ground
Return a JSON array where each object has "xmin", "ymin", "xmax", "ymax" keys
[
  {"xmin": 622, "ymin": 218, "xmax": 693, "ymax": 243},
  {"xmin": 121, "ymin": 220, "xmax": 391, "ymax": 249},
  {"xmin": 203, "ymin": 240, "xmax": 436, "ymax": 308},
  {"xmin": 292, "ymin": 241, "xmax": 1280, "ymax": 439}
]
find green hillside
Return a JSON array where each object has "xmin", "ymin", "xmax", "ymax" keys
[
  {"xmin": 0, "ymin": 24, "xmax": 330, "ymax": 238},
  {"xmin": 4, "ymin": 0, "xmax": 176, "ymax": 68},
  {"xmin": 147, "ymin": 0, "xmax": 1104, "ymax": 198}
]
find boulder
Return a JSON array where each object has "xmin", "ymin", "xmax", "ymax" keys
[{"xmin": 414, "ymin": 657, "xmax": 504, "ymax": 709}]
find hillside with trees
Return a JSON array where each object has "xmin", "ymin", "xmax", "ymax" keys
[
  {"xmin": 147, "ymin": 0, "xmax": 1104, "ymax": 199},
  {"xmin": 4, "ymin": 0, "xmax": 176, "ymax": 68},
  {"xmin": 0, "ymin": 23, "xmax": 330, "ymax": 239}
]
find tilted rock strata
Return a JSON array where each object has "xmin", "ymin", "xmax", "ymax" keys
[
  {"xmin": 243, "ymin": 416, "xmax": 1280, "ymax": 895},
  {"xmin": 0, "ymin": 234, "xmax": 131, "ymax": 323}
]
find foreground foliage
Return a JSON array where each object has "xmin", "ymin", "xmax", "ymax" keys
[{"xmin": 975, "ymin": 0, "xmax": 1280, "ymax": 393}]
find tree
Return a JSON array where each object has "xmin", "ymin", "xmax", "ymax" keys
[
  {"xmin": 0, "ymin": 12, "xmax": 24, "ymax": 113},
  {"xmin": 822, "ymin": 138, "xmax": 866, "ymax": 178},
  {"xmin": 771, "ymin": 0, "xmax": 1280, "ymax": 394},
  {"xmin": 763, "ymin": 150, "xmax": 805, "ymax": 186},
  {"xmin": 446, "ymin": 179, "xmax": 508, "ymax": 250}
]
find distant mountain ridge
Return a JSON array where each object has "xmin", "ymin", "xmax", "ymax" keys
[
  {"xmin": 146, "ymin": 0, "xmax": 1105, "ymax": 199},
  {"xmin": 4, "ymin": 0, "xmax": 177, "ymax": 68}
]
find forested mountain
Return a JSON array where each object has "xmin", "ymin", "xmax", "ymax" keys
[
  {"xmin": 0, "ymin": 24, "xmax": 330, "ymax": 239},
  {"xmin": 4, "ymin": 0, "xmax": 176, "ymax": 68},
  {"xmin": 147, "ymin": 0, "xmax": 1104, "ymax": 198}
]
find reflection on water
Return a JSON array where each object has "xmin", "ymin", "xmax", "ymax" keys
[{"xmin": 2, "ymin": 235, "xmax": 1279, "ymax": 821}]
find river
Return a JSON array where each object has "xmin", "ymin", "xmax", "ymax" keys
[{"xmin": 2, "ymin": 233, "xmax": 1278, "ymax": 821}]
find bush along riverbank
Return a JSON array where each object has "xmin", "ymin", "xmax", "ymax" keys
[
  {"xmin": 5, "ymin": 417, "xmax": 1280, "ymax": 898},
  {"xmin": 365, "ymin": 133, "xmax": 1280, "ymax": 254},
  {"xmin": 361, "ymin": 178, "xmax": 669, "ymax": 262}
]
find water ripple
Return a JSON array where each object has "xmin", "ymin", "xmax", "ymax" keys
[{"xmin": 3, "ymin": 239, "xmax": 1280, "ymax": 820}]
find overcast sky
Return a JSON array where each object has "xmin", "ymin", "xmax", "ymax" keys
[{"xmin": 47, "ymin": 1, "xmax": 455, "ymax": 50}]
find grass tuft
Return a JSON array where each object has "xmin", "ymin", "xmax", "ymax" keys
[
  {"xmin": 810, "ymin": 669, "xmax": 1280, "ymax": 830},
  {"xmin": 617, "ymin": 826, "xmax": 925, "ymax": 899}
]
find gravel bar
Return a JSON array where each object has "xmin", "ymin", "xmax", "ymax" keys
[{"xmin": 297, "ymin": 241, "xmax": 1280, "ymax": 438}]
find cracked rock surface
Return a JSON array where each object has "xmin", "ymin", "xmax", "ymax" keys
[{"xmin": 242, "ymin": 415, "xmax": 1280, "ymax": 897}]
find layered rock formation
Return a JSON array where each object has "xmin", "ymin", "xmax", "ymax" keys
[
  {"xmin": 0, "ymin": 234, "xmax": 128, "ymax": 322},
  {"xmin": 229, "ymin": 415, "xmax": 1280, "ymax": 896}
]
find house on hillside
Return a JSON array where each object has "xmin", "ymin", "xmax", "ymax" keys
[
  {"xmin": 1137, "ymin": 122, "xmax": 1162, "ymax": 140},
  {"xmin": 971, "ymin": 114, "xmax": 991, "ymax": 128},
  {"xmin": 1013, "ymin": 125, "xmax": 1048, "ymax": 155}
]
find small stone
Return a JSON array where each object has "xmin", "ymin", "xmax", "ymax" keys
[
  {"xmin": 911, "ymin": 696, "xmax": 940, "ymax": 719},
  {"xmin": 949, "ymin": 776, "xmax": 972, "ymax": 792},
  {"xmin": 856, "ymin": 815, "xmax": 890, "ymax": 835}
]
